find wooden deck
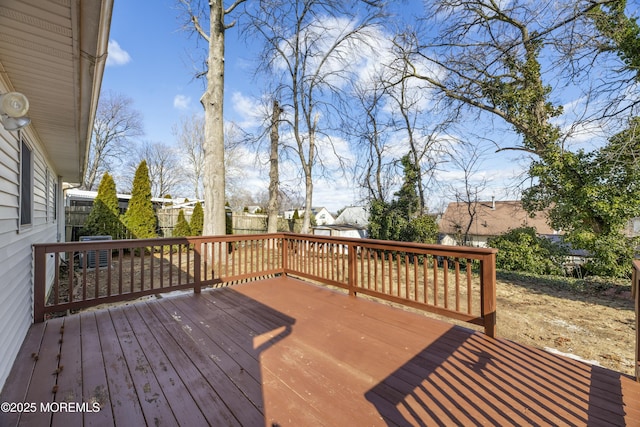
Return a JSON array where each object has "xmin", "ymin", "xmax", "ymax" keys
[{"xmin": 2, "ymin": 276, "xmax": 639, "ymax": 426}]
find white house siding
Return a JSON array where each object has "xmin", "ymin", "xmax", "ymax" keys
[
  {"xmin": 440, "ymin": 234, "xmax": 489, "ymax": 248},
  {"xmin": 0, "ymin": 122, "xmax": 59, "ymax": 390}
]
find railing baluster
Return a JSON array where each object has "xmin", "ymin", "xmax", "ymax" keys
[
  {"xmin": 94, "ymin": 250, "xmax": 99, "ymax": 299},
  {"xmin": 118, "ymin": 248, "xmax": 123, "ymax": 295},
  {"xmin": 381, "ymin": 251, "xmax": 386, "ymax": 294},
  {"xmin": 129, "ymin": 249, "xmax": 134, "ymax": 293},
  {"xmin": 455, "ymin": 259, "xmax": 461, "ymax": 312},
  {"xmin": 82, "ymin": 250, "xmax": 88, "ymax": 300},
  {"xmin": 405, "ymin": 254, "xmax": 409, "ymax": 299},
  {"xmin": 107, "ymin": 250, "xmax": 112, "ymax": 297},
  {"xmin": 141, "ymin": 249, "xmax": 146, "ymax": 291},
  {"xmin": 423, "ymin": 257, "xmax": 428, "ymax": 304},
  {"xmin": 467, "ymin": 259, "xmax": 472, "ymax": 314},
  {"xmin": 374, "ymin": 250, "xmax": 379, "ymax": 293},
  {"xmin": 433, "ymin": 258, "xmax": 438, "ymax": 306},
  {"xmin": 413, "ymin": 256, "xmax": 418, "ymax": 302},
  {"xmin": 443, "ymin": 259, "xmax": 449, "ymax": 309}
]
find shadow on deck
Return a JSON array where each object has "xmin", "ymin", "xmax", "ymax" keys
[{"xmin": 2, "ymin": 276, "xmax": 639, "ymax": 426}]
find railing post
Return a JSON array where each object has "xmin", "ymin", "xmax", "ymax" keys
[
  {"xmin": 633, "ymin": 261, "xmax": 640, "ymax": 381},
  {"xmin": 348, "ymin": 243, "xmax": 357, "ymax": 297},
  {"xmin": 481, "ymin": 252, "xmax": 497, "ymax": 338},
  {"xmin": 194, "ymin": 239, "xmax": 201, "ymax": 294},
  {"xmin": 281, "ymin": 235, "xmax": 289, "ymax": 275},
  {"xmin": 33, "ymin": 245, "xmax": 46, "ymax": 323}
]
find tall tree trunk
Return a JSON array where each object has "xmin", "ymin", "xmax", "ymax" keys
[
  {"xmin": 302, "ymin": 168, "xmax": 313, "ymax": 234},
  {"xmin": 267, "ymin": 100, "xmax": 282, "ymax": 233},
  {"xmin": 201, "ymin": 1, "xmax": 226, "ymax": 237},
  {"xmin": 300, "ymin": 115, "xmax": 318, "ymax": 234}
]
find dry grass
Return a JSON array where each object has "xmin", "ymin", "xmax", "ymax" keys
[
  {"xmin": 390, "ymin": 271, "xmax": 636, "ymax": 376},
  {"xmin": 493, "ymin": 273, "xmax": 635, "ymax": 375}
]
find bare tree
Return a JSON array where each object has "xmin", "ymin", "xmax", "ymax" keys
[
  {"xmin": 83, "ymin": 91, "xmax": 143, "ymax": 190},
  {"xmin": 124, "ymin": 141, "xmax": 184, "ymax": 199},
  {"xmin": 243, "ymin": 0, "xmax": 386, "ymax": 233},
  {"xmin": 173, "ymin": 114, "xmax": 205, "ymax": 199},
  {"xmin": 446, "ymin": 144, "xmax": 489, "ymax": 246},
  {"xmin": 177, "ymin": 0, "xmax": 246, "ymax": 236},
  {"xmin": 384, "ymin": 58, "xmax": 454, "ymax": 214},
  {"xmin": 348, "ymin": 74, "xmax": 395, "ymax": 204}
]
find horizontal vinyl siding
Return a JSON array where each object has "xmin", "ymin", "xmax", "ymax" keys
[{"xmin": 0, "ymin": 123, "xmax": 59, "ymax": 391}]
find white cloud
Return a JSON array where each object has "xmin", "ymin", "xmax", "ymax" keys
[
  {"xmin": 230, "ymin": 92, "xmax": 265, "ymax": 128},
  {"xmin": 173, "ymin": 95, "xmax": 191, "ymax": 110},
  {"xmin": 106, "ymin": 40, "xmax": 131, "ymax": 67}
]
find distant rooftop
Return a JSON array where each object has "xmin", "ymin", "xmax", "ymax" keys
[{"xmin": 439, "ymin": 200, "xmax": 557, "ymax": 236}]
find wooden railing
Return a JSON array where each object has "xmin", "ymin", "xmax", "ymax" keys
[
  {"xmin": 33, "ymin": 234, "xmax": 283, "ymax": 323},
  {"xmin": 34, "ymin": 233, "xmax": 497, "ymax": 336},
  {"xmin": 632, "ymin": 260, "xmax": 640, "ymax": 381},
  {"xmin": 283, "ymin": 234, "xmax": 497, "ymax": 337}
]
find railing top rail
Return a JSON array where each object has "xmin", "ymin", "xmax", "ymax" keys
[
  {"xmin": 34, "ymin": 232, "xmax": 498, "ymax": 257},
  {"xmin": 280, "ymin": 232, "xmax": 498, "ymax": 256},
  {"xmin": 33, "ymin": 233, "xmax": 287, "ymax": 251}
]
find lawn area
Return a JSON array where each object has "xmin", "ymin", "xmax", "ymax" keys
[{"xmin": 489, "ymin": 272, "xmax": 634, "ymax": 375}]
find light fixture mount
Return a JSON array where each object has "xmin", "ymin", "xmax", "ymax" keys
[{"xmin": 0, "ymin": 91, "xmax": 30, "ymax": 131}]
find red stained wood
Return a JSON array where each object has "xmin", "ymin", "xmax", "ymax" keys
[{"xmin": 3, "ymin": 276, "xmax": 640, "ymax": 426}]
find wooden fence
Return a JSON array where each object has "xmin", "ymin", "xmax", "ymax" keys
[
  {"xmin": 66, "ymin": 207, "xmax": 303, "ymax": 237},
  {"xmin": 33, "ymin": 233, "xmax": 497, "ymax": 336}
]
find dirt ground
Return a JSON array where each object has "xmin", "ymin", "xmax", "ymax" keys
[
  {"xmin": 408, "ymin": 272, "xmax": 636, "ymax": 376},
  {"xmin": 492, "ymin": 274, "xmax": 635, "ymax": 376}
]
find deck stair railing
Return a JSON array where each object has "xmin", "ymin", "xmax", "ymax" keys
[{"xmin": 34, "ymin": 233, "xmax": 497, "ymax": 336}]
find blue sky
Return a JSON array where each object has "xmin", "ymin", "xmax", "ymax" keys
[
  {"xmin": 103, "ymin": 0, "xmax": 222, "ymax": 143},
  {"xmin": 99, "ymin": 1, "xmax": 562, "ymax": 212},
  {"xmin": 102, "ymin": 1, "xmax": 418, "ymax": 211}
]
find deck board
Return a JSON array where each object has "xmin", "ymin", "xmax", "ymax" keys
[
  {"xmin": 0, "ymin": 322, "xmax": 46, "ymax": 427},
  {"xmin": 2, "ymin": 276, "xmax": 639, "ymax": 426},
  {"xmin": 51, "ymin": 315, "xmax": 83, "ymax": 427},
  {"xmin": 136, "ymin": 303, "xmax": 241, "ymax": 427}
]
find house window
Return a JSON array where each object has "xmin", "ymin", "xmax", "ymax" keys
[
  {"xmin": 45, "ymin": 169, "xmax": 50, "ymax": 222},
  {"xmin": 52, "ymin": 180, "xmax": 58, "ymax": 221},
  {"xmin": 20, "ymin": 138, "xmax": 33, "ymax": 227}
]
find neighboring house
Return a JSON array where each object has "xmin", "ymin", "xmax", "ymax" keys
[
  {"xmin": 335, "ymin": 206, "xmax": 369, "ymax": 227},
  {"xmin": 244, "ymin": 205, "xmax": 262, "ymax": 214},
  {"xmin": 312, "ymin": 224, "xmax": 368, "ymax": 239},
  {"xmin": 0, "ymin": 1, "xmax": 112, "ymax": 391},
  {"xmin": 439, "ymin": 200, "xmax": 558, "ymax": 247},
  {"xmin": 624, "ymin": 217, "xmax": 640, "ymax": 238},
  {"xmin": 65, "ymin": 188, "xmax": 198, "ymax": 210},
  {"xmin": 65, "ymin": 188, "xmax": 201, "ymax": 240},
  {"xmin": 284, "ymin": 207, "xmax": 335, "ymax": 225},
  {"xmin": 313, "ymin": 206, "xmax": 369, "ymax": 239}
]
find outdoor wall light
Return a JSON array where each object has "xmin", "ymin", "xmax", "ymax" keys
[{"xmin": 0, "ymin": 91, "xmax": 31, "ymax": 131}]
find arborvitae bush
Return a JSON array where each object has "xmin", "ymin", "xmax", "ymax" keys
[
  {"xmin": 82, "ymin": 173, "xmax": 122, "ymax": 238},
  {"xmin": 122, "ymin": 160, "xmax": 157, "ymax": 239},
  {"xmin": 190, "ymin": 202, "xmax": 204, "ymax": 236},
  {"xmin": 173, "ymin": 209, "xmax": 192, "ymax": 237}
]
